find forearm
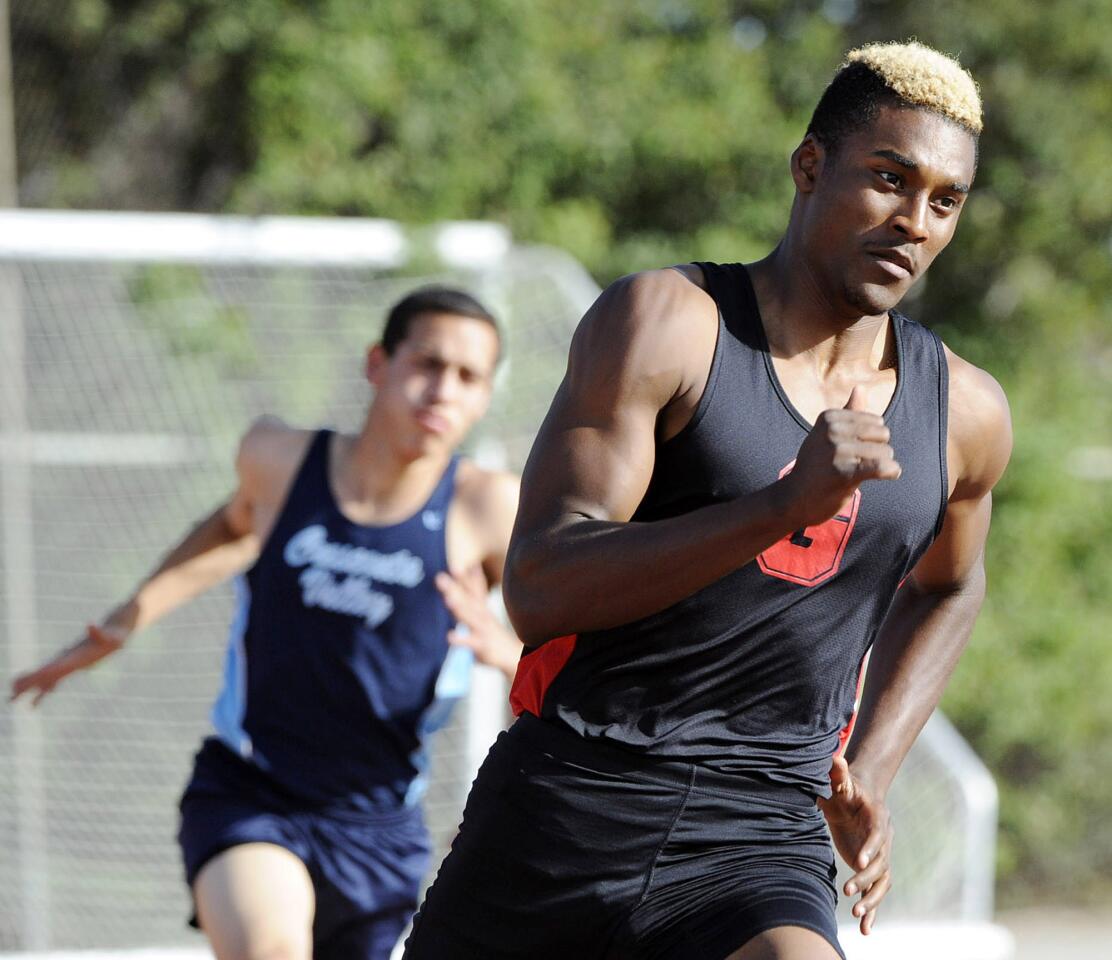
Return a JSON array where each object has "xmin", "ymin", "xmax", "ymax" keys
[
  {"xmin": 106, "ymin": 504, "xmax": 257, "ymax": 636},
  {"xmin": 844, "ymin": 567, "xmax": 986, "ymax": 796},
  {"xmin": 505, "ymin": 480, "xmax": 800, "ymax": 645}
]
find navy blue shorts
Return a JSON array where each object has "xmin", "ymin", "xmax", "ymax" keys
[
  {"xmin": 403, "ymin": 714, "xmax": 844, "ymax": 960},
  {"xmin": 179, "ymin": 739, "xmax": 430, "ymax": 960}
]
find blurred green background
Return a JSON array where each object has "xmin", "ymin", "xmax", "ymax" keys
[{"xmin": 9, "ymin": 0, "xmax": 1111, "ymax": 906}]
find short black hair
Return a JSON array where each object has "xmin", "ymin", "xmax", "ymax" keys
[
  {"xmin": 807, "ymin": 62, "xmax": 902, "ymax": 154},
  {"xmin": 807, "ymin": 61, "xmax": 980, "ymax": 164},
  {"xmin": 381, "ymin": 285, "xmax": 501, "ymax": 359}
]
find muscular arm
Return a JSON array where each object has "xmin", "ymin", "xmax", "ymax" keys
[
  {"xmin": 504, "ymin": 269, "xmax": 901, "ymax": 646},
  {"xmin": 819, "ymin": 354, "xmax": 1012, "ymax": 933},
  {"xmin": 843, "ymin": 503, "xmax": 989, "ymax": 795},
  {"xmin": 845, "ymin": 356, "xmax": 1013, "ymax": 795}
]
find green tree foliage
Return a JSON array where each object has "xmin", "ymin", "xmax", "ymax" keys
[{"xmin": 12, "ymin": 0, "xmax": 1112, "ymax": 902}]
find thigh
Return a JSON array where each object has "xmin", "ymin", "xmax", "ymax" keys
[
  {"xmin": 725, "ymin": 925, "xmax": 842, "ymax": 960},
  {"xmin": 194, "ymin": 842, "xmax": 315, "ymax": 960}
]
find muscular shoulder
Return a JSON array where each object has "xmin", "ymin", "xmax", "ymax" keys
[
  {"xmin": 568, "ymin": 266, "xmax": 717, "ymax": 410},
  {"xmin": 235, "ymin": 416, "xmax": 316, "ymax": 495},
  {"xmin": 943, "ymin": 346, "xmax": 1013, "ymax": 499},
  {"xmin": 577, "ymin": 267, "xmax": 713, "ymax": 350}
]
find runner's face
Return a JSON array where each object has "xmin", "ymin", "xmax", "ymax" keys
[
  {"xmin": 797, "ymin": 104, "xmax": 977, "ymax": 317},
  {"xmin": 369, "ymin": 312, "xmax": 499, "ymax": 458}
]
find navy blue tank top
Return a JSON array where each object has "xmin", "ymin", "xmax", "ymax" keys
[
  {"xmin": 209, "ymin": 430, "xmax": 470, "ymax": 810},
  {"xmin": 513, "ymin": 262, "xmax": 948, "ymax": 798}
]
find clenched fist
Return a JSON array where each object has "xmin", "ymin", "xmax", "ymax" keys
[{"xmin": 781, "ymin": 386, "xmax": 902, "ymax": 529}]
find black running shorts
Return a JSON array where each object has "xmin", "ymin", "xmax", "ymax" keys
[{"xmin": 403, "ymin": 713, "xmax": 845, "ymax": 959}]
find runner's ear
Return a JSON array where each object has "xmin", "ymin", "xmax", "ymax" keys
[
  {"xmin": 791, "ymin": 134, "xmax": 826, "ymax": 193},
  {"xmin": 366, "ymin": 344, "xmax": 389, "ymax": 386}
]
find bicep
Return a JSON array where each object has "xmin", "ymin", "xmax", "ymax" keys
[
  {"xmin": 512, "ymin": 270, "xmax": 707, "ymax": 540},
  {"xmin": 909, "ymin": 490, "xmax": 992, "ymax": 592},
  {"xmin": 913, "ymin": 351, "xmax": 1013, "ymax": 592},
  {"xmin": 513, "ymin": 377, "xmax": 661, "ymax": 537}
]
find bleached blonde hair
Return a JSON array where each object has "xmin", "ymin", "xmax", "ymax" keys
[{"xmin": 844, "ymin": 41, "xmax": 982, "ymax": 133}]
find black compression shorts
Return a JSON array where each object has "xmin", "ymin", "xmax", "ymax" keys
[{"xmin": 403, "ymin": 713, "xmax": 845, "ymax": 959}]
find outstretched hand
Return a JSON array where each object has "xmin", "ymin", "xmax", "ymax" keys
[
  {"xmin": 818, "ymin": 753, "xmax": 894, "ymax": 936},
  {"xmin": 436, "ymin": 566, "xmax": 522, "ymax": 682},
  {"xmin": 9, "ymin": 623, "xmax": 127, "ymax": 707}
]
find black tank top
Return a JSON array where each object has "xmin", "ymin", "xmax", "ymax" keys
[{"xmin": 511, "ymin": 262, "xmax": 949, "ymax": 797}]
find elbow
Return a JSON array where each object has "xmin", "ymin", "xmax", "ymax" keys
[
  {"xmin": 906, "ymin": 559, "xmax": 987, "ymax": 625},
  {"xmin": 503, "ymin": 544, "xmax": 559, "ymax": 648},
  {"xmin": 952, "ymin": 559, "xmax": 988, "ymax": 609}
]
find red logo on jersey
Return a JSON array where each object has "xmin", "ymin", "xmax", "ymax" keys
[{"xmin": 756, "ymin": 461, "xmax": 861, "ymax": 587}]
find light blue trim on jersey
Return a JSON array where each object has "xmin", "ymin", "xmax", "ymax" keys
[
  {"xmin": 433, "ymin": 642, "xmax": 474, "ymax": 707},
  {"xmin": 404, "ymin": 643, "xmax": 474, "ymax": 806},
  {"xmin": 210, "ymin": 575, "xmax": 254, "ymax": 758}
]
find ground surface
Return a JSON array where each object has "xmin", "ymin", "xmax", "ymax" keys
[{"xmin": 999, "ymin": 907, "xmax": 1112, "ymax": 959}]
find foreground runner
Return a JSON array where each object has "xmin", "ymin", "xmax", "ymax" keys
[
  {"xmin": 12, "ymin": 286, "xmax": 521, "ymax": 960},
  {"xmin": 404, "ymin": 42, "xmax": 1011, "ymax": 960}
]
